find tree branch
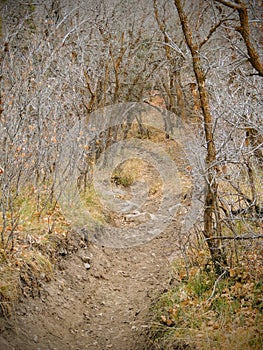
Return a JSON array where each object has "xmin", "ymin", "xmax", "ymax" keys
[
  {"xmin": 205, "ymin": 234, "xmax": 263, "ymax": 240},
  {"xmin": 216, "ymin": 0, "xmax": 263, "ymax": 77},
  {"xmin": 206, "ymin": 270, "xmax": 227, "ymax": 303},
  {"xmin": 236, "ymin": 0, "xmax": 263, "ymax": 77},
  {"xmin": 200, "ymin": 16, "xmax": 235, "ymax": 48},
  {"xmin": 215, "ymin": 0, "xmax": 242, "ymax": 10},
  {"xmin": 200, "ymin": 20, "xmax": 222, "ymax": 48}
]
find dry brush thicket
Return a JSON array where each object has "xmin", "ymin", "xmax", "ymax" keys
[{"xmin": 0, "ymin": 0, "xmax": 262, "ymax": 313}]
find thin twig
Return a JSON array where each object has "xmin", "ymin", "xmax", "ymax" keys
[
  {"xmin": 205, "ymin": 234, "xmax": 263, "ymax": 241},
  {"xmin": 206, "ymin": 270, "xmax": 227, "ymax": 303}
]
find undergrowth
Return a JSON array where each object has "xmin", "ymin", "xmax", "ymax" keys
[
  {"xmin": 0, "ymin": 186, "xmax": 74, "ymax": 317},
  {"xmin": 149, "ymin": 242, "xmax": 263, "ymax": 350}
]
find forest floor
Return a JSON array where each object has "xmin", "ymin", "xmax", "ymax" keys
[
  {"xmin": 0, "ymin": 226, "xmax": 181, "ymax": 350},
  {"xmin": 0, "ymin": 138, "xmax": 191, "ymax": 350},
  {"xmin": 1, "ymin": 131, "xmax": 262, "ymax": 349}
]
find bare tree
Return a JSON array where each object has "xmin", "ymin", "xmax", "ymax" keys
[
  {"xmin": 0, "ymin": 0, "xmax": 169, "ymax": 250},
  {"xmin": 0, "ymin": 0, "xmax": 262, "ymax": 272},
  {"xmin": 174, "ymin": 0, "xmax": 228, "ymax": 274},
  {"xmin": 215, "ymin": 0, "xmax": 263, "ymax": 77}
]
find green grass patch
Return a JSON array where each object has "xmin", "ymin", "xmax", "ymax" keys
[{"xmin": 149, "ymin": 248, "xmax": 263, "ymax": 350}]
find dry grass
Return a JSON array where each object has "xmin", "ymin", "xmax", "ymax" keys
[
  {"xmin": 0, "ymin": 186, "xmax": 72, "ymax": 316},
  {"xmin": 149, "ymin": 240, "xmax": 263, "ymax": 350}
]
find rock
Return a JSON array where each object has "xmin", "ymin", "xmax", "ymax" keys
[
  {"xmin": 80, "ymin": 254, "xmax": 92, "ymax": 263},
  {"xmin": 124, "ymin": 211, "xmax": 150, "ymax": 223},
  {"xmin": 84, "ymin": 262, "xmax": 91, "ymax": 270},
  {"xmin": 33, "ymin": 335, "xmax": 38, "ymax": 343},
  {"xmin": 58, "ymin": 248, "xmax": 67, "ymax": 256}
]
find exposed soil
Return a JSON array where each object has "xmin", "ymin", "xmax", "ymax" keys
[
  {"xmin": 0, "ymin": 138, "xmax": 192, "ymax": 350},
  {"xmin": 0, "ymin": 228, "xmax": 181, "ymax": 350}
]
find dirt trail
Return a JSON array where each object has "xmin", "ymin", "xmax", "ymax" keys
[
  {"xmin": 0, "ymin": 138, "xmax": 192, "ymax": 350},
  {"xmin": 0, "ymin": 227, "xmax": 181, "ymax": 350}
]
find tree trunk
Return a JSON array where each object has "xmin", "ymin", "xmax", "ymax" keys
[
  {"xmin": 216, "ymin": 0, "xmax": 263, "ymax": 76},
  {"xmin": 174, "ymin": 0, "xmax": 227, "ymax": 274}
]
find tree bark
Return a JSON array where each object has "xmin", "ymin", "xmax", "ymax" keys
[
  {"xmin": 174, "ymin": 0, "xmax": 227, "ymax": 274},
  {"xmin": 216, "ymin": 0, "xmax": 263, "ymax": 76}
]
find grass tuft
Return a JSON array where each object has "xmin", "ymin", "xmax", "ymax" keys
[{"xmin": 149, "ymin": 244, "xmax": 263, "ymax": 350}]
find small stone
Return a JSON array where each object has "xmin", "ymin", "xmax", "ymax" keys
[
  {"xmin": 83, "ymin": 312, "xmax": 90, "ymax": 320},
  {"xmin": 128, "ymin": 211, "xmax": 150, "ymax": 223},
  {"xmin": 33, "ymin": 335, "xmax": 38, "ymax": 343},
  {"xmin": 59, "ymin": 248, "xmax": 67, "ymax": 256},
  {"xmin": 84, "ymin": 262, "xmax": 91, "ymax": 270},
  {"xmin": 81, "ymin": 255, "xmax": 92, "ymax": 263}
]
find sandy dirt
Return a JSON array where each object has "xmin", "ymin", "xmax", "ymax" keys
[
  {"xmin": 0, "ymin": 226, "xmax": 183, "ymax": 350},
  {"xmin": 0, "ymin": 137, "xmax": 193, "ymax": 350}
]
